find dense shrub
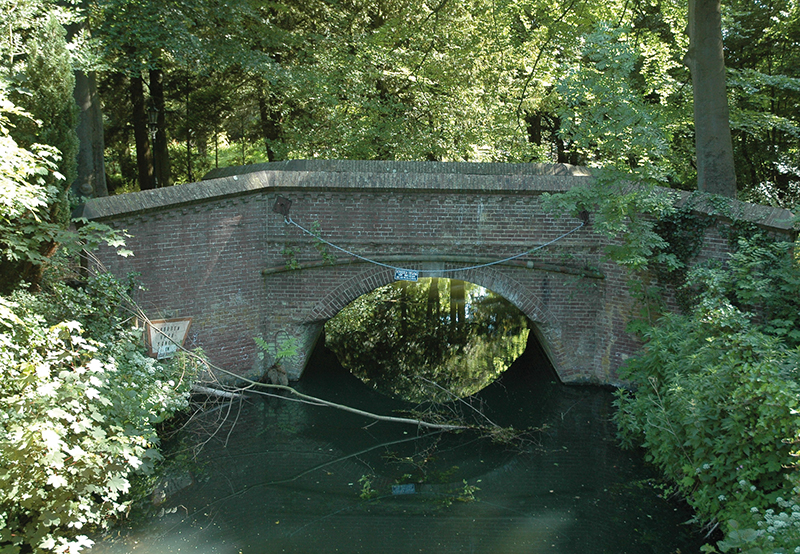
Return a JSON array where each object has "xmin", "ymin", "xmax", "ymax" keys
[
  {"xmin": 0, "ymin": 286, "xmax": 193, "ymax": 554},
  {"xmin": 1, "ymin": 75, "xmax": 186, "ymax": 553},
  {"xmin": 614, "ymin": 234, "xmax": 800, "ymax": 552}
]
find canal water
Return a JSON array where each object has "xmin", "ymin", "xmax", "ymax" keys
[{"xmin": 91, "ymin": 338, "xmax": 706, "ymax": 554}]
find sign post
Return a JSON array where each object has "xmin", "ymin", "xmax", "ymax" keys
[{"xmin": 145, "ymin": 318, "xmax": 192, "ymax": 359}]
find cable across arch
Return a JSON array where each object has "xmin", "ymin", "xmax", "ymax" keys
[{"xmin": 284, "ymin": 216, "xmax": 584, "ymax": 276}]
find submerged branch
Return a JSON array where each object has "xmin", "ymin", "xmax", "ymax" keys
[
  {"xmin": 416, "ymin": 376, "xmax": 499, "ymax": 428},
  {"xmin": 263, "ymin": 432, "xmax": 444, "ymax": 487}
]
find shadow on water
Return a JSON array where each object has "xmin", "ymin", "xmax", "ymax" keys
[{"xmin": 91, "ymin": 334, "xmax": 706, "ymax": 554}]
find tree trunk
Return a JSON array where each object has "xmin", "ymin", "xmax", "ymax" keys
[
  {"xmin": 258, "ymin": 83, "xmax": 282, "ymax": 162},
  {"xmin": 72, "ymin": 70, "xmax": 108, "ymax": 197},
  {"xmin": 185, "ymin": 79, "xmax": 193, "ymax": 182},
  {"xmin": 685, "ymin": 0, "xmax": 737, "ymax": 197},
  {"xmin": 150, "ymin": 68, "xmax": 170, "ymax": 187},
  {"xmin": 398, "ymin": 280, "xmax": 408, "ymax": 336},
  {"xmin": 66, "ymin": 6, "xmax": 107, "ymax": 198},
  {"xmin": 130, "ymin": 74, "xmax": 155, "ymax": 190},
  {"xmin": 525, "ymin": 113, "xmax": 542, "ymax": 145}
]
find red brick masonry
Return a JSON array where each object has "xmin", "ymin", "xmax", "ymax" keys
[{"xmin": 82, "ymin": 160, "xmax": 795, "ymax": 385}]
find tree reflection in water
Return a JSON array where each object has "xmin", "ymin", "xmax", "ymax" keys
[{"xmin": 325, "ymin": 278, "xmax": 529, "ymax": 402}]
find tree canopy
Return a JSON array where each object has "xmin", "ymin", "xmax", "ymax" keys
[{"xmin": 1, "ymin": 0, "xmax": 788, "ymax": 204}]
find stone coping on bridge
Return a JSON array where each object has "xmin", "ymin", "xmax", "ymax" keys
[
  {"xmin": 80, "ymin": 161, "xmax": 591, "ymax": 221},
  {"xmin": 80, "ymin": 159, "xmax": 795, "ymax": 234}
]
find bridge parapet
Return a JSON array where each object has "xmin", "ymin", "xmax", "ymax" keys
[{"xmin": 82, "ymin": 160, "xmax": 794, "ymax": 386}]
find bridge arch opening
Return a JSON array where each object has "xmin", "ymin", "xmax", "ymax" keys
[
  {"xmin": 319, "ymin": 277, "xmax": 558, "ymax": 402},
  {"xmin": 304, "ymin": 264, "xmax": 568, "ymax": 384}
]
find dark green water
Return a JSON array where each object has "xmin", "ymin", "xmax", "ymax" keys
[{"xmin": 91, "ymin": 338, "xmax": 706, "ymax": 554}]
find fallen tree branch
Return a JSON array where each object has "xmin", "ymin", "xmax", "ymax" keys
[
  {"xmin": 417, "ymin": 376, "xmax": 499, "ymax": 428},
  {"xmin": 246, "ymin": 383, "xmax": 469, "ymax": 431},
  {"xmin": 170, "ymin": 348, "xmax": 473, "ymax": 431},
  {"xmin": 191, "ymin": 384, "xmax": 244, "ymax": 399}
]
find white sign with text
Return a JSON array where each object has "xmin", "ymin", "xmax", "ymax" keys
[{"xmin": 146, "ymin": 318, "xmax": 192, "ymax": 359}]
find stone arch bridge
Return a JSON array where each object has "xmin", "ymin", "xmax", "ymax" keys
[{"xmin": 82, "ymin": 160, "xmax": 794, "ymax": 385}]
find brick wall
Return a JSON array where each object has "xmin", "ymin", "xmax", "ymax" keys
[{"xmin": 83, "ymin": 161, "xmax": 795, "ymax": 385}]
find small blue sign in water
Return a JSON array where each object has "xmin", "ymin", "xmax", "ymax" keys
[
  {"xmin": 394, "ymin": 268, "xmax": 419, "ymax": 282},
  {"xmin": 391, "ymin": 483, "xmax": 416, "ymax": 495}
]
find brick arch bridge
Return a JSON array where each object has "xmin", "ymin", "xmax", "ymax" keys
[{"xmin": 82, "ymin": 160, "xmax": 794, "ymax": 385}]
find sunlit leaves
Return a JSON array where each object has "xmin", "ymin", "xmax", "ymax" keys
[
  {"xmin": 722, "ymin": 0, "xmax": 800, "ymax": 205},
  {"xmin": 0, "ymin": 282, "xmax": 193, "ymax": 554},
  {"xmin": 556, "ymin": 22, "xmax": 690, "ymax": 183}
]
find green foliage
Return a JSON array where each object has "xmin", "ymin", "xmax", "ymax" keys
[
  {"xmin": 652, "ymin": 202, "xmax": 714, "ymax": 272},
  {"xmin": 0, "ymin": 83, "xmax": 129, "ymax": 293},
  {"xmin": 689, "ymin": 235, "xmax": 800, "ymax": 347},
  {"xmin": 254, "ymin": 334, "xmax": 299, "ymax": 368},
  {"xmin": 0, "ymin": 83, "xmax": 62, "ymax": 264},
  {"xmin": 647, "ymin": 199, "xmax": 717, "ymax": 311},
  {"xmin": 18, "ymin": 15, "xmax": 79, "ymax": 197},
  {"xmin": 541, "ymin": 173, "xmax": 680, "ymax": 272},
  {"xmin": 9, "ymin": 0, "xmax": 785, "ymax": 202},
  {"xmin": 0, "ymin": 283, "xmax": 193, "ymax": 554},
  {"xmin": 724, "ymin": 0, "xmax": 800, "ymax": 206},
  {"xmin": 708, "ymin": 487, "xmax": 800, "ymax": 553},
  {"xmin": 309, "ymin": 221, "xmax": 336, "ymax": 265},
  {"xmin": 91, "ymin": 0, "xmax": 703, "ymax": 176},
  {"xmin": 614, "ymin": 234, "xmax": 800, "ymax": 552},
  {"xmin": 357, "ymin": 474, "xmax": 379, "ymax": 501},
  {"xmin": 456, "ymin": 479, "xmax": 479, "ymax": 503},
  {"xmin": 280, "ymin": 246, "xmax": 300, "ymax": 270},
  {"xmin": 1, "ymin": 10, "xmax": 79, "ymax": 239},
  {"xmin": 557, "ymin": 22, "xmax": 689, "ymax": 183}
]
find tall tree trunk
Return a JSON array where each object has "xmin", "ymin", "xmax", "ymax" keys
[
  {"xmin": 258, "ymin": 83, "xmax": 282, "ymax": 162},
  {"xmin": 450, "ymin": 280, "xmax": 465, "ymax": 330},
  {"xmin": 185, "ymin": 79, "xmax": 193, "ymax": 182},
  {"xmin": 66, "ymin": 6, "xmax": 107, "ymax": 198},
  {"xmin": 73, "ymin": 70, "xmax": 107, "ymax": 197},
  {"xmin": 685, "ymin": 0, "xmax": 737, "ymax": 197},
  {"xmin": 130, "ymin": 74, "xmax": 155, "ymax": 190},
  {"xmin": 150, "ymin": 68, "xmax": 170, "ymax": 187},
  {"xmin": 525, "ymin": 113, "xmax": 542, "ymax": 145},
  {"xmin": 398, "ymin": 280, "xmax": 408, "ymax": 337}
]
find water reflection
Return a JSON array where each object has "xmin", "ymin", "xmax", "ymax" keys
[
  {"xmin": 325, "ymin": 279, "xmax": 530, "ymax": 402},
  {"xmin": 87, "ymin": 280, "xmax": 705, "ymax": 553},
  {"xmin": 89, "ymin": 341, "xmax": 705, "ymax": 554}
]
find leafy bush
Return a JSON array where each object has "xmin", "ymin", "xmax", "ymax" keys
[
  {"xmin": 0, "ymin": 82, "xmax": 129, "ymax": 294},
  {"xmin": 0, "ymin": 31, "xmax": 190, "ymax": 554},
  {"xmin": 0, "ymin": 289, "xmax": 193, "ymax": 554},
  {"xmin": 614, "ymin": 234, "xmax": 800, "ymax": 552},
  {"xmin": 713, "ymin": 483, "xmax": 800, "ymax": 553}
]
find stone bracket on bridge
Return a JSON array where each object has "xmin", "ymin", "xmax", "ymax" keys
[{"xmin": 272, "ymin": 196, "xmax": 292, "ymax": 217}]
